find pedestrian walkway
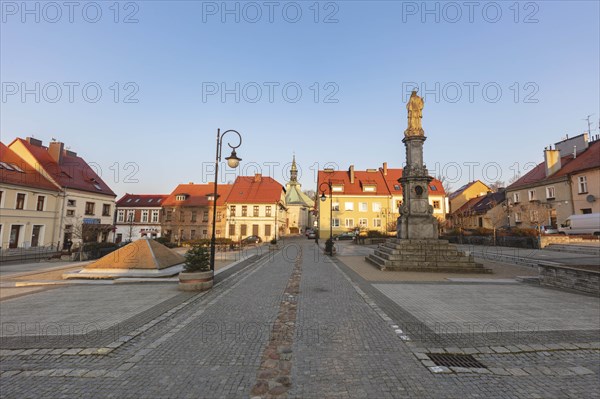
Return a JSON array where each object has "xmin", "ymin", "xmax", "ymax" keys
[{"xmin": 0, "ymin": 239, "xmax": 598, "ymax": 398}]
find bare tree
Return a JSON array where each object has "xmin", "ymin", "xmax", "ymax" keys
[
  {"xmin": 488, "ymin": 181, "xmax": 506, "ymax": 192},
  {"xmin": 436, "ymin": 175, "xmax": 453, "ymax": 194}
]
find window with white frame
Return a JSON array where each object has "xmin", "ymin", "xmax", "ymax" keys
[
  {"xmin": 578, "ymin": 176, "xmax": 588, "ymax": 193},
  {"xmin": 359, "ymin": 202, "xmax": 368, "ymax": 212},
  {"xmin": 372, "ymin": 202, "xmax": 381, "ymax": 212},
  {"xmin": 373, "ymin": 218, "xmax": 382, "ymax": 227},
  {"xmin": 363, "ymin": 185, "xmax": 376, "ymax": 192},
  {"xmin": 36, "ymin": 195, "xmax": 45, "ymax": 211},
  {"xmin": 332, "ymin": 218, "xmax": 340, "ymax": 227},
  {"xmin": 546, "ymin": 186, "xmax": 555, "ymax": 199},
  {"xmin": 344, "ymin": 202, "xmax": 354, "ymax": 211},
  {"xmin": 515, "ymin": 212, "xmax": 522, "ymax": 222},
  {"xmin": 127, "ymin": 210, "xmax": 135, "ymax": 222},
  {"xmin": 16, "ymin": 193, "xmax": 26, "ymax": 210},
  {"xmin": 530, "ymin": 210, "xmax": 539, "ymax": 222},
  {"xmin": 528, "ymin": 189, "xmax": 536, "ymax": 201},
  {"xmin": 141, "ymin": 210, "xmax": 149, "ymax": 222},
  {"xmin": 332, "ymin": 202, "xmax": 340, "ymax": 211},
  {"xmin": 359, "ymin": 218, "xmax": 368, "ymax": 227},
  {"xmin": 151, "ymin": 210, "xmax": 159, "ymax": 223},
  {"xmin": 513, "ymin": 192, "xmax": 520, "ymax": 203},
  {"xmin": 117, "ymin": 210, "xmax": 125, "ymax": 222},
  {"xmin": 332, "ymin": 185, "xmax": 343, "ymax": 192},
  {"xmin": 345, "ymin": 218, "xmax": 354, "ymax": 228}
]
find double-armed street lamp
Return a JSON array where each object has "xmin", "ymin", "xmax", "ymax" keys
[
  {"xmin": 319, "ymin": 180, "xmax": 333, "ymax": 255},
  {"xmin": 209, "ymin": 129, "xmax": 242, "ymax": 272}
]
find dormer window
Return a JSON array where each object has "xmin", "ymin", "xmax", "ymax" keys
[
  {"xmin": 176, "ymin": 194, "xmax": 187, "ymax": 201},
  {"xmin": 126, "ymin": 198, "xmax": 132, "ymax": 203},
  {"xmin": 430, "ymin": 185, "xmax": 437, "ymax": 191},
  {"xmin": 135, "ymin": 198, "xmax": 140, "ymax": 202},
  {"xmin": 394, "ymin": 185, "xmax": 401, "ymax": 191},
  {"xmin": 332, "ymin": 185, "xmax": 344, "ymax": 192},
  {"xmin": 363, "ymin": 185, "xmax": 376, "ymax": 192},
  {"xmin": 93, "ymin": 184, "xmax": 102, "ymax": 190},
  {"xmin": 148, "ymin": 199, "xmax": 153, "ymax": 203}
]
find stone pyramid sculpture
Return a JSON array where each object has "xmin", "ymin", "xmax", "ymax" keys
[{"xmin": 64, "ymin": 239, "xmax": 185, "ymax": 279}]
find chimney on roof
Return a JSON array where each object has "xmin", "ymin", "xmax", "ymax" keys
[
  {"xmin": 555, "ymin": 133, "xmax": 588, "ymax": 157},
  {"xmin": 26, "ymin": 137, "xmax": 43, "ymax": 147},
  {"xmin": 48, "ymin": 141, "xmax": 64, "ymax": 164},
  {"xmin": 254, "ymin": 173, "xmax": 262, "ymax": 182},
  {"xmin": 189, "ymin": 182, "xmax": 194, "ymax": 184},
  {"xmin": 383, "ymin": 162, "xmax": 388, "ymax": 176},
  {"xmin": 349, "ymin": 165, "xmax": 355, "ymax": 184},
  {"xmin": 544, "ymin": 148, "xmax": 561, "ymax": 177}
]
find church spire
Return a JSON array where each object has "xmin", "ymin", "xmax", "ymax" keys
[{"xmin": 290, "ymin": 154, "xmax": 298, "ymax": 183}]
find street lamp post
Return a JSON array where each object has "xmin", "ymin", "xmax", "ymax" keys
[
  {"xmin": 210, "ymin": 129, "xmax": 242, "ymax": 272},
  {"xmin": 319, "ymin": 181, "xmax": 333, "ymax": 255}
]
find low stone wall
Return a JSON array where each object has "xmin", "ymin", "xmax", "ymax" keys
[
  {"xmin": 540, "ymin": 235, "xmax": 600, "ymax": 248},
  {"xmin": 538, "ymin": 264, "xmax": 600, "ymax": 296}
]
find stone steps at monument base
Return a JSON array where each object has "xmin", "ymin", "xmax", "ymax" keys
[
  {"xmin": 372, "ymin": 250, "xmax": 469, "ymax": 262},
  {"xmin": 380, "ymin": 242, "xmax": 459, "ymax": 252},
  {"xmin": 366, "ymin": 254, "xmax": 490, "ymax": 273},
  {"xmin": 375, "ymin": 248, "xmax": 463, "ymax": 258}
]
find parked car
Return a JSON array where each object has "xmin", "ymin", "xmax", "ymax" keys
[
  {"xmin": 307, "ymin": 231, "xmax": 317, "ymax": 239},
  {"xmin": 305, "ymin": 229, "xmax": 314, "ymax": 237},
  {"xmin": 241, "ymin": 235, "xmax": 262, "ymax": 245},
  {"xmin": 540, "ymin": 225, "xmax": 559, "ymax": 234},
  {"xmin": 334, "ymin": 232, "xmax": 356, "ymax": 241}
]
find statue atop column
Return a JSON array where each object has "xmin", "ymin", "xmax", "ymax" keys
[{"xmin": 404, "ymin": 90, "xmax": 425, "ymax": 137}]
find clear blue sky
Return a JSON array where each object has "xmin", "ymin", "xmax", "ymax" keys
[{"xmin": 2, "ymin": 1, "xmax": 599, "ymax": 197}]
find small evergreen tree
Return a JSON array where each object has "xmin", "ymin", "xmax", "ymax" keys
[{"xmin": 183, "ymin": 245, "xmax": 210, "ymax": 272}]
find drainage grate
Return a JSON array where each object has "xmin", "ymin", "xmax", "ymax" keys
[{"xmin": 427, "ymin": 353, "xmax": 487, "ymax": 369}]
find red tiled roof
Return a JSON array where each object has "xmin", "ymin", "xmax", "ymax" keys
[
  {"xmin": 226, "ymin": 175, "xmax": 285, "ymax": 204},
  {"xmin": 317, "ymin": 170, "xmax": 389, "ymax": 196},
  {"xmin": 0, "ymin": 143, "xmax": 59, "ymax": 192},
  {"xmin": 116, "ymin": 194, "xmax": 169, "ymax": 207},
  {"xmin": 11, "ymin": 138, "xmax": 116, "ymax": 196},
  {"xmin": 454, "ymin": 191, "xmax": 506, "ymax": 215},
  {"xmin": 454, "ymin": 196, "xmax": 484, "ymax": 215},
  {"xmin": 382, "ymin": 168, "xmax": 445, "ymax": 196},
  {"xmin": 317, "ymin": 167, "xmax": 445, "ymax": 196},
  {"xmin": 508, "ymin": 141, "xmax": 600, "ymax": 189},
  {"xmin": 163, "ymin": 183, "xmax": 232, "ymax": 207}
]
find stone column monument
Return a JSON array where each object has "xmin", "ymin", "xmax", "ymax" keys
[
  {"xmin": 397, "ymin": 90, "xmax": 439, "ymax": 240},
  {"xmin": 367, "ymin": 90, "xmax": 490, "ymax": 273}
]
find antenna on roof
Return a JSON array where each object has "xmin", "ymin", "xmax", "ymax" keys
[
  {"xmin": 583, "ymin": 114, "xmax": 595, "ymax": 136},
  {"xmin": 51, "ymin": 137, "xmax": 57, "ymax": 142}
]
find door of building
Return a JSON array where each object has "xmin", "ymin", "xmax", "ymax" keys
[
  {"xmin": 9, "ymin": 225, "xmax": 21, "ymax": 248},
  {"xmin": 31, "ymin": 225, "xmax": 42, "ymax": 247}
]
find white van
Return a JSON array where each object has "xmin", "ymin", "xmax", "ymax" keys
[{"xmin": 558, "ymin": 213, "xmax": 600, "ymax": 235}]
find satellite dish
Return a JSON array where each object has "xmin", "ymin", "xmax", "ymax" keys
[{"xmin": 586, "ymin": 194, "xmax": 596, "ymax": 203}]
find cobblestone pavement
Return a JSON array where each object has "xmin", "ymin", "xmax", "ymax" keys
[{"xmin": 1, "ymin": 239, "xmax": 599, "ymax": 398}]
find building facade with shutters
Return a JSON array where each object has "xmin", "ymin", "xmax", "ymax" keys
[
  {"xmin": 316, "ymin": 164, "xmax": 447, "ymax": 239},
  {"xmin": 225, "ymin": 174, "xmax": 287, "ymax": 242},
  {"xmin": 161, "ymin": 183, "xmax": 231, "ymax": 244},
  {"xmin": 506, "ymin": 134, "xmax": 600, "ymax": 229},
  {"xmin": 115, "ymin": 194, "xmax": 168, "ymax": 242},
  {"xmin": 0, "ymin": 143, "xmax": 62, "ymax": 249},
  {"xmin": 7, "ymin": 137, "xmax": 117, "ymax": 249}
]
